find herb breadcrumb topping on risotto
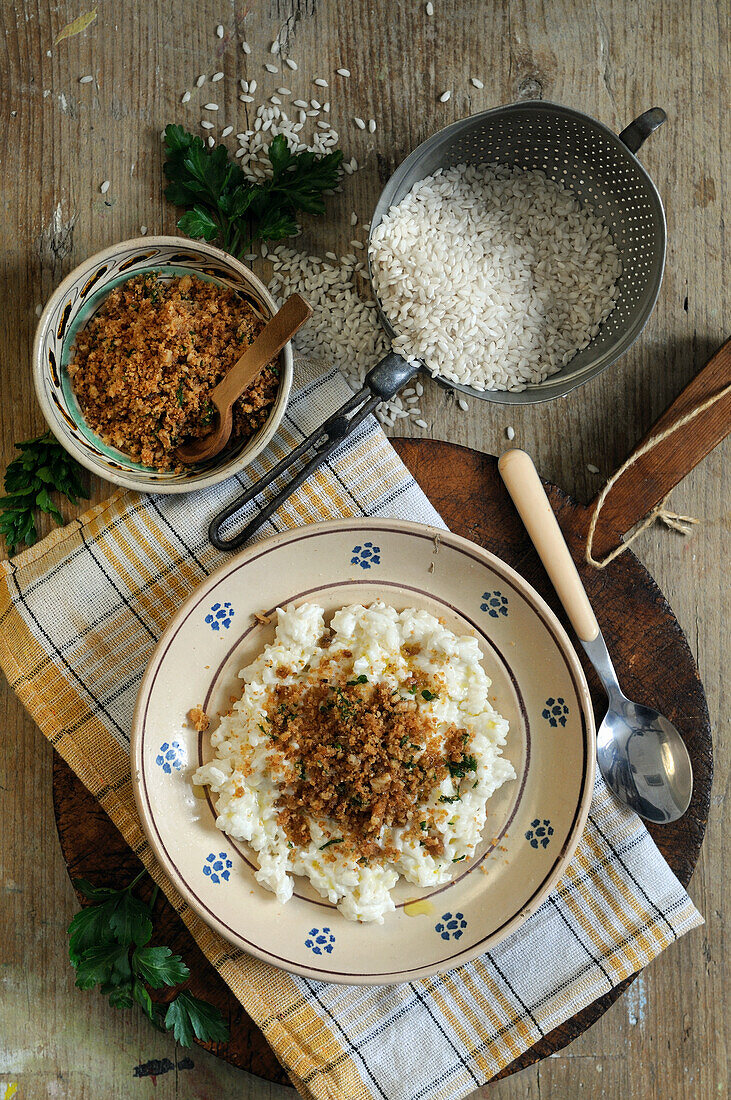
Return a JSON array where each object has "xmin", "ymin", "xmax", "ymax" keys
[{"xmin": 193, "ymin": 601, "xmax": 515, "ymax": 923}]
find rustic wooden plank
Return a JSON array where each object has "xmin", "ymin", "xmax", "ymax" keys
[{"xmin": 0, "ymin": 0, "xmax": 726, "ymax": 1097}]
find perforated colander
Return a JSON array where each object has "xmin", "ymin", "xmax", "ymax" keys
[
  {"xmin": 370, "ymin": 100, "xmax": 667, "ymax": 404},
  {"xmin": 210, "ymin": 102, "xmax": 667, "ymax": 549}
]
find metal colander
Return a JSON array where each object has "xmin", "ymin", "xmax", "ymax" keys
[
  {"xmin": 209, "ymin": 101, "xmax": 667, "ymax": 548},
  {"xmin": 369, "ymin": 100, "xmax": 667, "ymax": 404}
]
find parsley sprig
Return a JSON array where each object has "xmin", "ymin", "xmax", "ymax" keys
[
  {"xmin": 0, "ymin": 431, "xmax": 88, "ymax": 556},
  {"xmin": 68, "ymin": 872, "xmax": 229, "ymax": 1047},
  {"xmin": 163, "ymin": 125, "xmax": 344, "ymax": 256}
]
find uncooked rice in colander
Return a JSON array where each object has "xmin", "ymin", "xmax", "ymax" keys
[{"xmin": 369, "ymin": 163, "xmax": 622, "ymax": 392}]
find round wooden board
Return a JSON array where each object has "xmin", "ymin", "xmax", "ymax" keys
[{"xmin": 53, "ymin": 440, "xmax": 712, "ymax": 1087}]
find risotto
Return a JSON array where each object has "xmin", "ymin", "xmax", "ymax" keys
[{"xmin": 193, "ymin": 601, "xmax": 515, "ymax": 923}]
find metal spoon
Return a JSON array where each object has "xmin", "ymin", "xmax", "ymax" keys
[
  {"xmin": 175, "ymin": 293, "xmax": 312, "ymax": 465},
  {"xmin": 498, "ymin": 448, "xmax": 693, "ymax": 823}
]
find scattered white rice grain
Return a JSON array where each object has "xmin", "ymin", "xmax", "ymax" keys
[
  {"xmin": 200, "ymin": 119, "xmax": 214, "ymax": 128},
  {"xmin": 470, "ymin": 77, "xmax": 484, "ymax": 89},
  {"xmin": 181, "ymin": 91, "xmax": 191, "ymax": 104},
  {"xmin": 240, "ymin": 79, "xmax": 249, "ymax": 92},
  {"xmin": 368, "ymin": 118, "xmax": 376, "ymax": 132},
  {"xmin": 323, "ymin": 101, "xmax": 330, "ymax": 112},
  {"xmin": 314, "ymin": 77, "xmax": 328, "ymax": 87},
  {"xmin": 337, "ymin": 67, "xmax": 350, "ymax": 77},
  {"xmin": 426, "ymin": 1, "xmax": 434, "ymax": 13},
  {"xmin": 286, "ymin": 58, "xmax": 298, "ymax": 70},
  {"xmin": 414, "ymin": 419, "xmax": 429, "ymax": 429},
  {"xmin": 270, "ymin": 40, "xmax": 280, "ymax": 54},
  {"xmin": 242, "ymin": 40, "xmax": 251, "ymax": 54},
  {"xmin": 311, "ymin": 98, "xmax": 321, "ymax": 109},
  {"xmin": 216, "ymin": 24, "xmax": 224, "ymax": 37},
  {"xmin": 317, "ymin": 119, "xmax": 331, "ymax": 128},
  {"xmin": 140, "ymin": 225, "xmax": 147, "ymax": 235},
  {"xmin": 416, "ymin": 381, "xmax": 424, "ymax": 396},
  {"xmin": 350, "ymin": 212, "xmax": 358, "ymax": 225},
  {"xmin": 439, "ymin": 90, "xmax": 451, "ymax": 102},
  {"xmin": 293, "ymin": 99, "xmax": 308, "ymax": 108},
  {"xmin": 79, "ymin": 75, "xmax": 93, "ymax": 84},
  {"xmin": 240, "ymin": 94, "xmax": 254, "ymax": 103},
  {"xmin": 271, "ymin": 96, "xmax": 281, "ymax": 105},
  {"xmin": 207, "ymin": 135, "xmax": 215, "ymax": 147},
  {"xmin": 203, "ymin": 102, "xmax": 219, "ymax": 110},
  {"xmin": 354, "ymin": 117, "xmax": 365, "ymax": 129},
  {"xmin": 506, "ymin": 426, "xmax": 515, "ymax": 440},
  {"xmin": 99, "ymin": 180, "xmax": 110, "ymax": 193},
  {"xmin": 221, "ymin": 125, "xmax": 233, "ymax": 137},
  {"xmin": 196, "ymin": 74, "xmax": 206, "ymax": 87},
  {"xmin": 265, "ymin": 63, "xmax": 278, "ymax": 73},
  {"xmin": 249, "ymin": 79, "xmax": 257, "ymax": 93},
  {"xmin": 587, "ymin": 463, "xmax": 600, "ymax": 474},
  {"xmin": 350, "ymin": 240, "xmax": 364, "ymax": 249},
  {"xmin": 277, "ymin": 87, "xmax": 291, "ymax": 95},
  {"xmin": 244, "ymin": 253, "xmax": 257, "ymax": 261},
  {"xmin": 458, "ymin": 398, "xmax": 469, "ymax": 411}
]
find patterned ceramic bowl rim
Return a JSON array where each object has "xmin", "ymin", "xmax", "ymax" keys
[{"xmin": 32, "ymin": 235, "xmax": 293, "ymax": 494}]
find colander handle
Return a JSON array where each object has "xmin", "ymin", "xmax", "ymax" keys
[{"xmin": 618, "ymin": 108, "xmax": 667, "ymax": 154}]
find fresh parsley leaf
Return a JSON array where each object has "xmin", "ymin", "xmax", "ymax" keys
[
  {"xmin": 452, "ymin": 855, "xmax": 467, "ymax": 863},
  {"xmin": 66, "ymin": 872, "xmax": 228, "ymax": 1048},
  {"xmin": 108, "ymin": 892, "xmax": 153, "ymax": 948},
  {"xmin": 1, "ymin": 432, "xmax": 88, "ymax": 555},
  {"xmin": 447, "ymin": 754, "xmax": 477, "ymax": 779},
  {"xmin": 132, "ymin": 945, "xmax": 190, "ymax": 989},
  {"xmin": 346, "ymin": 674, "xmax": 368, "ymax": 686},
  {"xmin": 439, "ymin": 794, "xmax": 461, "ymax": 804},
  {"xmin": 74, "ymin": 943, "xmax": 131, "ymax": 990},
  {"xmin": 319, "ymin": 838, "xmax": 344, "ymax": 850},
  {"xmin": 164, "ymin": 992, "xmax": 230, "ymax": 1047},
  {"xmin": 163, "ymin": 123, "xmax": 343, "ymax": 256},
  {"xmin": 67, "ymin": 902, "xmax": 117, "ymax": 966},
  {"xmin": 421, "ymin": 689, "xmax": 438, "ymax": 701}
]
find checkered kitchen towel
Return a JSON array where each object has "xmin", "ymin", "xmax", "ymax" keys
[{"xmin": 0, "ymin": 357, "xmax": 702, "ymax": 1100}]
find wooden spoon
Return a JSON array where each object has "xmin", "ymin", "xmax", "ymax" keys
[{"xmin": 175, "ymin": 293, "xmax": 312, "ymax": 465}]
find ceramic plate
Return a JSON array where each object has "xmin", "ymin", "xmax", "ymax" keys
[{"xmin": 131, "ymin": 519, "xmax": 595, "ymax": 984}]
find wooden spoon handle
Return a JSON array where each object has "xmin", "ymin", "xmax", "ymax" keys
[
  {"xmin": 212, "ymin": 293, "xmax": 313, "ymax": 411},
  {"xmin": 498, "ymin": 448, "xmax": 600, "ymax": 642},
  {"xmin": 588, "ymin": 338, "xmax": 731, "ymax": 559}
]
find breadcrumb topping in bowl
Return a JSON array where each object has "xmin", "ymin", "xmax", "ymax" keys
[
  {"xmin": 66, "ymin": 272, "xmax": 280, "ymax": 473},
  {"xmin": 33, "ymin": 236, "xmax": 293, "ymax": 494}
]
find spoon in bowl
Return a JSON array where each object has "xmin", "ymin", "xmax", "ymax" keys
[
  {"xmin": 175, "ymin": 293, "xmax": 312, "ymax": 465},
  {"xmin": 499, "ymin": 448, "xmax": 693, "ymax": 824}
]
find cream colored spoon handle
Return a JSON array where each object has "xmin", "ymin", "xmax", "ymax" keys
[{"xmin": 498, "ymin": 448, "xmax": 599, "ymax": 642}]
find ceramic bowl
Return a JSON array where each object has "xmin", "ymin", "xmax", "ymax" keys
[
  {"xmin": 32, "ymin": 236, "xmax": 293, "ymax": 494},
  {"xmin": 131, "ymin": 518, "xmax": 596, "ymax": 984}
]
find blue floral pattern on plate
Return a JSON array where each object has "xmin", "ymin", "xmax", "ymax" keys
[
  {"xmin": 525, "ymin": 819, "xmax": 554, "ymax": 849},
  {"xmin": 203, "ymin": 852, "xmax": 233, "ymax": 883},
  {"xmin": 542, "ymin": 696, "xmax": 570, "ymax": 726},
  {"xmin": 305, "ymin": 927, "xmax": 336, "ymax": 955},
  {"xmin": 155, "ymin": 740, "xmax": 185, "ymax": 773},
  {"xmin": 351, "ymin": 542, "xmax": 381, "ymax": 569},
  {"xmin": 480, "ymin": 590, "xmax": 508, "ymax": 617},
  {"xmin": 434, "ymin": 911, "xmax": 468, "ymax": 940},
  {"xmin": 205, "ymin": 601, "xmax": 234, "ymax": 631}
]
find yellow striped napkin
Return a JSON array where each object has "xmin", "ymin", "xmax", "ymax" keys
[{"xmin": 0, "ymin": 358, "xmax": 702, "ymax": 1100}]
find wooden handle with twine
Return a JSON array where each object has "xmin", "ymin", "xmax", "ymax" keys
[{"xmin": 585, "ymin": 338, "xmax": 731, "ymax": 568}]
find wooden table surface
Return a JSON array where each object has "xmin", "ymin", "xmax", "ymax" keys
[{"xmin": 1, "ymin": 2, "xmax": 727, "ymax": 1098}]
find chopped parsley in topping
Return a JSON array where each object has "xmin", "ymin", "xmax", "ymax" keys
[
  {"xmin": 295, "ymin": 762, "xmax": 307, "ymax": 780},
  {"xmin": 420, "ymin": 821, "xmax": 428, "ymax": 830},
  {"xmin": 319, "ymin": 838, "xmax": 344, "ymax": 850},
  {"xmin": 346, "ymin": 674, "xmax": 368, "ymax": 686},
  {"xmin": 452, "ymin": 855, "xmax": 466, "ymax": 862},
  {"xmin": 176, "ymin": 380, "xmax": 185, "ymax": 406},
  {"xmin": 421, "ymin": 688, "xmax": 438, "ymax": 701},
  {"xmin": 447, "ymin": 754, "xmax": 477, "ymax": 778},
  {"xmin": 439, "ymin": 794, "xmax": 462, "ymax": 804}
]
